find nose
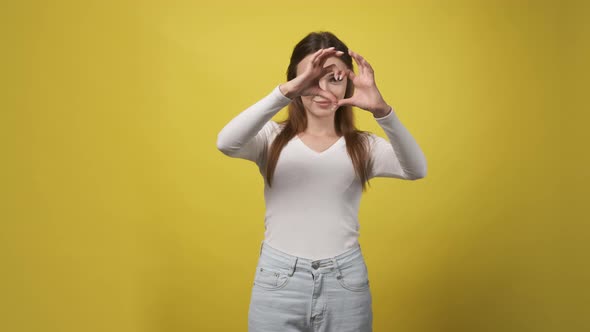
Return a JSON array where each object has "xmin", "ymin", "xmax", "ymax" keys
[{"xmin": 318, "ymin": 75, "xmax": 337, "ymax": 93}]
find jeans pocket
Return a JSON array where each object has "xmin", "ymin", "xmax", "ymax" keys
[
  {"xmin": 336, "ymin": 262, "xmax": 370, "ymax": 292},
  {"xmin": 253, "ymin": 266, "xmax": 290, "ymax": 290}
]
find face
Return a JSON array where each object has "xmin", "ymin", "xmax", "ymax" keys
[{"xmin": 296, "ymin": 53, "xmax": 349, "ymax": 119}]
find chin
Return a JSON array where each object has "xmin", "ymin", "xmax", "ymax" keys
[
  {"xmin": 304, "ymin": 103, "xmax": 338, "ymax": 118},
  {"xmin": 307, "ymin": 108, "xmax": 336, "ymax": 118}
]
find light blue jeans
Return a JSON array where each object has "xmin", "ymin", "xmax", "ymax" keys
[{"xmin": 248, "ymin": 240, "xmax": 373, "ymax": 331}]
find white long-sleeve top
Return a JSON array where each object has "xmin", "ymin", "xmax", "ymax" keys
[{"xmin": 217, "ymin": 85, "xmax": 427, "ymax": 260}]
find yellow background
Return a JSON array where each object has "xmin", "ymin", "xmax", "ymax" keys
[{"xmin": 2, "ymin": 0, "xmax": 588, "ymax": 331}]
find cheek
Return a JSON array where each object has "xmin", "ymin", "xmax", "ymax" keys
[
  {"xmin": 300, "ymin": 96, "xmax": 313, "ymax": 109},
  {"xmin": 332, "ymin": 83, "xmax": 347, "ymax": 98},
  {"xmin": 301, "ymin": 96, "xmax": 312, "ymax": 104}
]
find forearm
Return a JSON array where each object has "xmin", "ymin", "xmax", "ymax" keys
[
  {"xmin": 217, "ymin": 85, "xmax": 291, "ymax": 155},
  {"xmin": 278, "ymin": 81, "xmax": 299, "ymax": 100},
  {"xmin": 375, "ymin": 109, "xmax": 427, "ymax": 179},
  {"xmin": 371, "ymin": 103, "xmax": 392, "ymax": 119}
]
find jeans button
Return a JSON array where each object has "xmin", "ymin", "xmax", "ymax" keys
[{"xmin": 311, "ymin": 262, "xmax": 320, "ymax": 269}]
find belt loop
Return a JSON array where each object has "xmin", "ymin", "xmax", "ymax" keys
[
  {"xmin": 259, "ymin": 240, "xmax": 264, "ymax": 257},
  {"xmin": 289, "ymin": 257, "xmax": 297, "ymax": 276},
  {"xmin": 331, "ymin": 257, "xmax": 343, "ymax": 279}
]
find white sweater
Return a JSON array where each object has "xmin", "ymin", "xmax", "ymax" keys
[{"xmin": 217, "ymin": 85, "xmax": 427, "ymax": 260}]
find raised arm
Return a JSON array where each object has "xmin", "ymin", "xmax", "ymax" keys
[
  {"xmin": 336, "ymin": 49, "xmax": 427, "ymax": 180},
  {"xmin": 217, "ymin": 47, "xmax": 347, "ymax": 164},
  {"xmin": 216, "ymin": 86, "xmax": 291, "ymax": 164},
  {"xmin": 369, "ymin": 108, "xmax": 427, "ymax": 180}
]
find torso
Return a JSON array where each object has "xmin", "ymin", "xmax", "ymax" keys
[
  {"xmin": 262, "ymin": 128, "xmax": 361, "ymax": 260},
  {"xmin": 296, "ymin": 133, "xmax": 343, "ymax": 153}
]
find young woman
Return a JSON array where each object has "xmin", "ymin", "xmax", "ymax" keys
[{"xmin": 217, "ymin": 31, "xmax": 427, "ymax": 332}]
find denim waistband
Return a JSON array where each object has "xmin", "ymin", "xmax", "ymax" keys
[{"xmin": 257, "ymin": 240, "xmax": 365, "ymax": 277}]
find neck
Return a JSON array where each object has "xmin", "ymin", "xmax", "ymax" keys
[{"xmin": 303, "ymin": 112, "xmax": 337, "ymax": 137}]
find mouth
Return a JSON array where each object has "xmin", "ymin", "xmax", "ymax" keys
[{"xmin": 313, "ymin": 100, "xmax": 333, "ymax": 108}]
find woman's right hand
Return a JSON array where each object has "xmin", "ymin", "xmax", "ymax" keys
[{"xmin": 279, "ymin": 47, "xmax": 344, "ymax": 104}]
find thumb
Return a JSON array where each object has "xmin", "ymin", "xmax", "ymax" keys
[
  {"xmin": 337, "ymin": 97, "xmax": 356, "ymax": 107},
  {"xmin": 312, "ymin": 88, "xmax": 338, "ymax": 104}
]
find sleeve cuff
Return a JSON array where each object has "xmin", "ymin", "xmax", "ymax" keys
[
  {"xmin": 374, "ymin": 107, "xmax": 400, "ymax": 123},
  {"xmin": 273, "ymin": 85, "xmax": 293, "ymax": 103}
]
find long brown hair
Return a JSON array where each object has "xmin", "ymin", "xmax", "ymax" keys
[{"xmin": 266, "ymin": 31, "xmax": 373, "ymax": 190}]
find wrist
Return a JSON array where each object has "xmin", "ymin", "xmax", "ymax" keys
[
  {"xmin": 371, "ymin": 103, "xmax": 392, "ymax": 118},
  {"xmin": 279, "ymin": 82, "xmax": 299, "ymax": 99}
]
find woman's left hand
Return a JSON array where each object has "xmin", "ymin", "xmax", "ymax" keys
[{"xmin": 337, "ymin": 50, "xmax": 392, "ymax": 118}]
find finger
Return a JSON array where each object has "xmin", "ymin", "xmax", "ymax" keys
[
  {"xmin": 320, "ymin": 63, "xmax": 338, "ymax": 76},
  {"xmin": 326, "ymin": 67, "xmax": 348, "ymax": 81},
  {"xmin": 312, "ymin": 48, "xmax": 338, "ymax": 65},
  {"xmin": 317, "ymin": 50, "xmax": 338, "ymax": 67},
  {"xmin": 346, "ymin": 69, "xmax": 357, "ymax": 82},
  {"xmin": 365, "ymin": 61, "xmax": 375, "ymax": 77},
  {"xmin": 316, "ymin": 47, "xmax": 335, "ymax": 59},
  {"xmin": 355, "ymin": 51, "xmax": 369, "ymax": 77},
  {"xmin": 332, "ymin": 69, "xmax": 343, "ymax": 81},
  {"xmin": 349, "ymin": 50, "xmax": 364, "ymax": 76},
  {"xmin": 309, "ymin": 86, "xmax": 338, "ymax": 105},
  {"xmin": 337, "ymin": 69, "xmax": 345, "ymax": 81},
  {"xmin": 357, "ymin": 53, "xmax": 374, "ymax": 76},
  {"xmin": 311, "ymin": 49, "xmax": 325, "ymax": 65},
  {"xmin": 352, "ymin": 50, "xmax": 366, "ymax": 65},
  {"xmin": 337, "ymin": 97, "xmax": 355, "ymax": 107},
  {"xmin": 317, "ymin": 49, "xmax": 343, "ymax": 67},
  {"xmin": 355, "ymin": 51, "xmax": 375, "ymax": 77},
  {"xmin": 316, "ymin": 89, "xmax": 338, "ymax": 105}
]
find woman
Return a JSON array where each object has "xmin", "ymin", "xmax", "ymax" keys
[{"xmin": 217, "ymin": 31, "xmax": 427, "ymax": 332}]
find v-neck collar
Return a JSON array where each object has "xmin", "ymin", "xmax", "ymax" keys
[{"xmin": 294, "ymin": 135, "xmax": 345, "ymax": 155}]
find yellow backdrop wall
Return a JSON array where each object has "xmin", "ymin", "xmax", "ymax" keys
[{"xmin": 2, "ymin": 0, "xmax": 588, "ymax": 331}]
